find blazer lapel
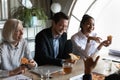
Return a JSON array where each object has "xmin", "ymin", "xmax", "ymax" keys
[
  {"xmin": 58, "ymin": 37, "xmax": 63, "ymax": 57},
  {"xmin": 48, "ymin": 28, "xmax": 55, "ymax": 57}
]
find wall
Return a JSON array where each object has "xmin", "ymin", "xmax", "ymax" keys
[
  {"xmin": 52, "ymin": 0, "xmax": 74, "ymax": 16},
  {"xmin": 0, "ymin": 0, "xmax": 74, "ymax": 52}
]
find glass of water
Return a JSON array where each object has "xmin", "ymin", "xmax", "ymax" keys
[{"xmin": 104, "ymin": 59, "xmax": 112, "ymax": 72}]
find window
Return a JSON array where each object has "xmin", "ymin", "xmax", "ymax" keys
[
  {"xmin": 0, "ymin": 0, "xmax": 8, "ymax": 20},
  {"xmin": 68, "ymin": 0, "xmax": 120, "ymax": 50},
  {"xmin": 67, "ymin": 0, "xmax": 95, "ymax": 39}
]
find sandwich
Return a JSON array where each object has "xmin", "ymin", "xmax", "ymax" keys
[{"xmin": 69, "ymin": 53, "xmax": 80, "ymax": 60}]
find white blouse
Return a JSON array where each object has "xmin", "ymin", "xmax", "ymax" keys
[{"xmin": 71, "ymin": 31, "xmax": 99, "ymax": 59}]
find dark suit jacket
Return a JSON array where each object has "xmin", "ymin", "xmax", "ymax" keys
[{"xmin": 34, "ymin": 27, "xmax": 71, "ymax": 66}]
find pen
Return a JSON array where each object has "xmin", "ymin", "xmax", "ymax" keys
[
  {"xmin": 111, "ymin": 60, "xmax": 120, "ymax": 63},
  {"xmin": 102, "ymin": 58, "xmax": 120, "ymax": 63}
]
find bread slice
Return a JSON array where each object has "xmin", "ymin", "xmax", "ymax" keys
[
  {"xmin": 21, "ymin": 57, "xmax": 29, "ymax": 64},
  {"xmin": 107, "ymin": 35, "xmax": 112, "ymax": 41},
  {"xmin": 69, "ymin": 53, "xmax": 80, "ymax": 60}
]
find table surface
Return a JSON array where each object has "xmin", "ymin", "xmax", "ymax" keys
[
  {"xmin": 1, "ymin": 48, "xmax": 119, "ymax": 80},
  {"xmin": 23, "ymin": 60, "xmax": 118, "ymax": 80}
]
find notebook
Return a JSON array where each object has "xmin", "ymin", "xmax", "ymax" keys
[{"xmin": 30, "ymin": 65, "xmax": 62, "ymax": 76}]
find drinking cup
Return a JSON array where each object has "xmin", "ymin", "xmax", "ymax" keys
[{"xmin": 62, "ymin": 62, "xmax": 73, "ymax": 74}]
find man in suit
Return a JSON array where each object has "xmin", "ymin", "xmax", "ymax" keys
[{"xmin": 34, "ymin": 12, "xmax": 72, "ymax": 66}]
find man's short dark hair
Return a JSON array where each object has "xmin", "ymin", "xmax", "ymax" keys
[{"xmin": 52, "ymin": 12, "xmax": 69, "ymax": 24}]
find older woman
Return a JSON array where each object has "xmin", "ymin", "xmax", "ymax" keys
[{"xmin": 0, "ymin": 19, "xmax": 37, "ymax": 77}]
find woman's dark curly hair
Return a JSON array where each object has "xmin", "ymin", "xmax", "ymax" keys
[{"xmin": 80, "ymin": 14, "xmax": 94, "ymax": 29}]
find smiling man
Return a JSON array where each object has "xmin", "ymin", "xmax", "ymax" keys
[{"xmin": 34, "ymin": 12, "xmax": 73, "ymax": 66}]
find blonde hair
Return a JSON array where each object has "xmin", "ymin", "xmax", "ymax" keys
[{"xmin": 2, "ymin": 19, "xmax": 22, "ymax": 42}]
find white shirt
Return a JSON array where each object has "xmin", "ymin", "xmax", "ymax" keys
[
  {"xmin": 53, "ymin": 38, "xmax": 59, "ymax": 58},
  {"xmin": 0, "ymin": 39, "xmax": 37, "ymax": 77},
  {"xmin": 71, "ymin": 31, "xmax": 99, "ymax": 59}
]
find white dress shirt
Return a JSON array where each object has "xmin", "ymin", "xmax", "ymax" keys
[
  {"xmin": 71, "ymin": 31, "xmax": 99, "ymax": 59},
  {"xmin": 53, "ymin": 38, "xmax": 59, "ymax": 58}
]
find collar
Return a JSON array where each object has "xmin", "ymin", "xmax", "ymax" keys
[
  {"xmin": 78, "ymin": 31, "xmax": 87, "ymax": 39},
  {"xmin": 53, "ymin": 35, "xmax": 61, "ymax": 39},
  {"xmin": 8, "ymin": 42, "xmax": 20, "ymax": 50}
]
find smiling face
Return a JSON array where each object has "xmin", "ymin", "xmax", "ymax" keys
[
  {"xmin": 52, "ymin": 19, "xmax": 68, "ymax": 36},
  {"xmin": 12, "ymin": 23, "xmax": 24, "ymax": 42},
  {"xmin": 81, "ymin": 18, "xmax": 95, "ymax": 36}
]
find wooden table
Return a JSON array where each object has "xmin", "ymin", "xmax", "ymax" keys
[
  {"xmin": 1, "ymin": 48, "xmax": 119, "ymax": 80},
  {"xmin": 24, "ymin": 60, "xmax": 118, "ymax": 80},
  {"xmin": 27, "ymin": 48, "xmax": 119, "ymax": 80},
  {"xmin": 22, "ymin": 60, "xmax": 84, "ymax": 80}
]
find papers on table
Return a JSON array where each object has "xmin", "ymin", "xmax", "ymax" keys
[
  {"xmin": 109, "ymin": 49, "xmax": 120, "ymax": 57},
  {"xmin": 102, "ymin": 55, "xmax": 120, "ymax": 63},
  {"xmin": 2, "ymin": 74, "xmax": 32, "ymax": 80},
  {"xmin": 69, "ymin": 73, "xmax": 84, "ymax": 80},
  {"xmin": 101, "ymin": 49, "xmax": 120, "ymax": 63}
]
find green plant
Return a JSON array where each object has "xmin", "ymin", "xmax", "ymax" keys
[{"xmin": 11, "ymin": 6, "xmax": 48, "ymax": 27}]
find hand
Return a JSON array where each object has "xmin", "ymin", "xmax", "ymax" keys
[
  {"xmin": 65, "ymin": 58, "xmax": 77, "ymax": 64},
  {"xmin": 87, "ymin": 36, "xmax": 102, "ymax": 43},
  {"xmin": 27, "ymin": 59, "xmax": 36, "ymax": 68},
  {"xmin": 101, "ymin": 40, "xmax": 111, "ymax": 47},
  {"xmin": 107, "ymin": 35, "xmax": 112, "ymax": 43},
  {"xmin": 21, "ymin": 57, "xmax": 36, "ymax": 69},
  {"xmin": 9, "ymin": 66, "xmax": 27, "ymax": 76},
  {"xmin": 97, "ymin": 39, "xmax": 111, "ymax": 50},
  {"xmin": 83, "ymin": 56, "xmax": 100, "ymax": 74}
]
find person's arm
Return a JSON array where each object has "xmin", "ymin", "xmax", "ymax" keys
[
  {"xmin": 24, "ymin": 39, "xmax": 37, "ymax": 68},
  {"xmin": 83, "ymin": 56, "xmax": 100, "ymax": 80},
  {"xmin": 0, "ymin": 55, "xmax": 8, "ymax": 77},
  {"xmin": 71, "ymin": 34, "xmax": 98, "ymax": 58},
  {"xmin": 0, "ymin": 54, "xmax": 25, "ymax": 77},
  {"xmin": 9, "ymin": 66, "xmax": 27, "ymax": 76},
  {"xmin": 86, "ymin": 36, "xmax": 102, "ymax": 55},
  {"xmin": 0, "ymin": 47, "xmax": 9, "ymax": 77},
  {"xmin": 87, "ymin": 36, "xmax": 101, "ymax": 43},
  {"xmin": 62, "ymin": 39, "xmax": 71, "ymax": 58},
  {"xmin": 97, "ymin": 40, "xmax": 111, "ymax": 50},
  {"xmin": 83, "ymin": 74, "xmax": 92, "ymax": 80},
  {"xmin": 71, "ymin": 35, "xmax": 88, "ymax": 57}
]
